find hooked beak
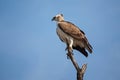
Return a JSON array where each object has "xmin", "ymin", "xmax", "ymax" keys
[{"xmin": 51, "ymin": 16, "xmax": 56, "ymax": 21}]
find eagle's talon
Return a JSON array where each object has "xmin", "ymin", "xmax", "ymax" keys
[
  {"xmin": 65, "ymin": 47, "xmax": 73, "ymax": 54},
  {"xmin": 65, "ymin": 47, "xmax": 68, "ymax": 51},
  {"xmin": 68, "ymin": 47, "xmax": 73, "ymax": 53},
  {"xmin": 66, "ymin": 52, "xmax": 74, "ymax": 59},
  {"xmin": 67, "ymin": 55, "xmax": 70, "ymax": 59},
  {"xmin": 66, "ymin": 53, "xmax": 70, "ymax": 59}
]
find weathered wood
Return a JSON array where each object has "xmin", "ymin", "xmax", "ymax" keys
[{"xmin": 67, "ymin": 49, "xmax": 87, "ymax": 80}]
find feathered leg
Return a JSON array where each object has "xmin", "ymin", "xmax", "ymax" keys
[{"xmin": 65, "ymin": 39, "xmax": 74, "ymax": 59}]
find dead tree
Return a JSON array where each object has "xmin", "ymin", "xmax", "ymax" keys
[{"xmin": 67, "ymin": 49, "xmax": 87, "ymax": 80}]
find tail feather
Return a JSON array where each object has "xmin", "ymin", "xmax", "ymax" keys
[
  {"xmin": 73, "ymin": 46, "xmax": 88, "ymax": 57},
  {"xmin": 86, "ymin": 43, "xmax": 93, "ymax": 53}
]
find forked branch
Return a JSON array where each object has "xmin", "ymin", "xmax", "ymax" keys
[{"xmin": 67, "ymin": 50, "xmax": 87, "ymax": 80}]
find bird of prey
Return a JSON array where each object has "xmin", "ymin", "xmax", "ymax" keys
[{"xmin": 52, "ymin": 14, "xmax": 93, "ymax": 57}]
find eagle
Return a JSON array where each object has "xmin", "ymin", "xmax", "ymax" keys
[{"xmin": 52, "ymin": 14, "xmax": 93, "ymax": 57}]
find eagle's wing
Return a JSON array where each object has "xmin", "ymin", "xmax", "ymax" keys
[
  {"xmin": 58, "ymin": 21, "xmax": 93, "ymax": 53},
  {"xmin": 58, "ymin": 21, "xmax": 85, "ymax": 40}
]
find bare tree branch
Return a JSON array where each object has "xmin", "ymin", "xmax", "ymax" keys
[{"xmin": 67, "ymin": 50, "xmax": 87, "ymax": 80}]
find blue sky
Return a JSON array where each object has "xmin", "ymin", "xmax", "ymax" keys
[{"xmin": 0, "ymin": 0, "xmax": 120, "ymax": 80}]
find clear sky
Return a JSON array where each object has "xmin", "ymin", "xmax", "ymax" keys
[{"xmin": 0, "ymin": 0, "xmax": 120, "ymax": 80}]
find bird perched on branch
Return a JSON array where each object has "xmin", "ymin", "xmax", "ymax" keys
[{"xmin": 52, "ymin": 14, "xmax": 93, "ymax": 57}]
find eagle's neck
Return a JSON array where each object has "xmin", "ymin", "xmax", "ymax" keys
[{"xmin": 57, "ymin": 20, "xmax": 64, "ymax": 24}]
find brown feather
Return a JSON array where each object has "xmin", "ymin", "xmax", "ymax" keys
[
  {"xmin": 73, "ymin": 46, "xmax": 88, "ymax": 57},
  {"xmin": 58, "ymin": 21, "xmax": 93, "ymax": 54},
  {"xmin": 58, "ymin": 21, "xmax": 84, "ymax": 40}
]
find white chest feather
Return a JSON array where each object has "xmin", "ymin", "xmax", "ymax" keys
[{"xmin": 56, "ymin": 26, "xmax": 73, "ymax": 47}]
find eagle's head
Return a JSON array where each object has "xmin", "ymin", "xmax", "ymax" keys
[{"xmin": 52, "ymin": 14, "xmax": 64, "ymax": 22}]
